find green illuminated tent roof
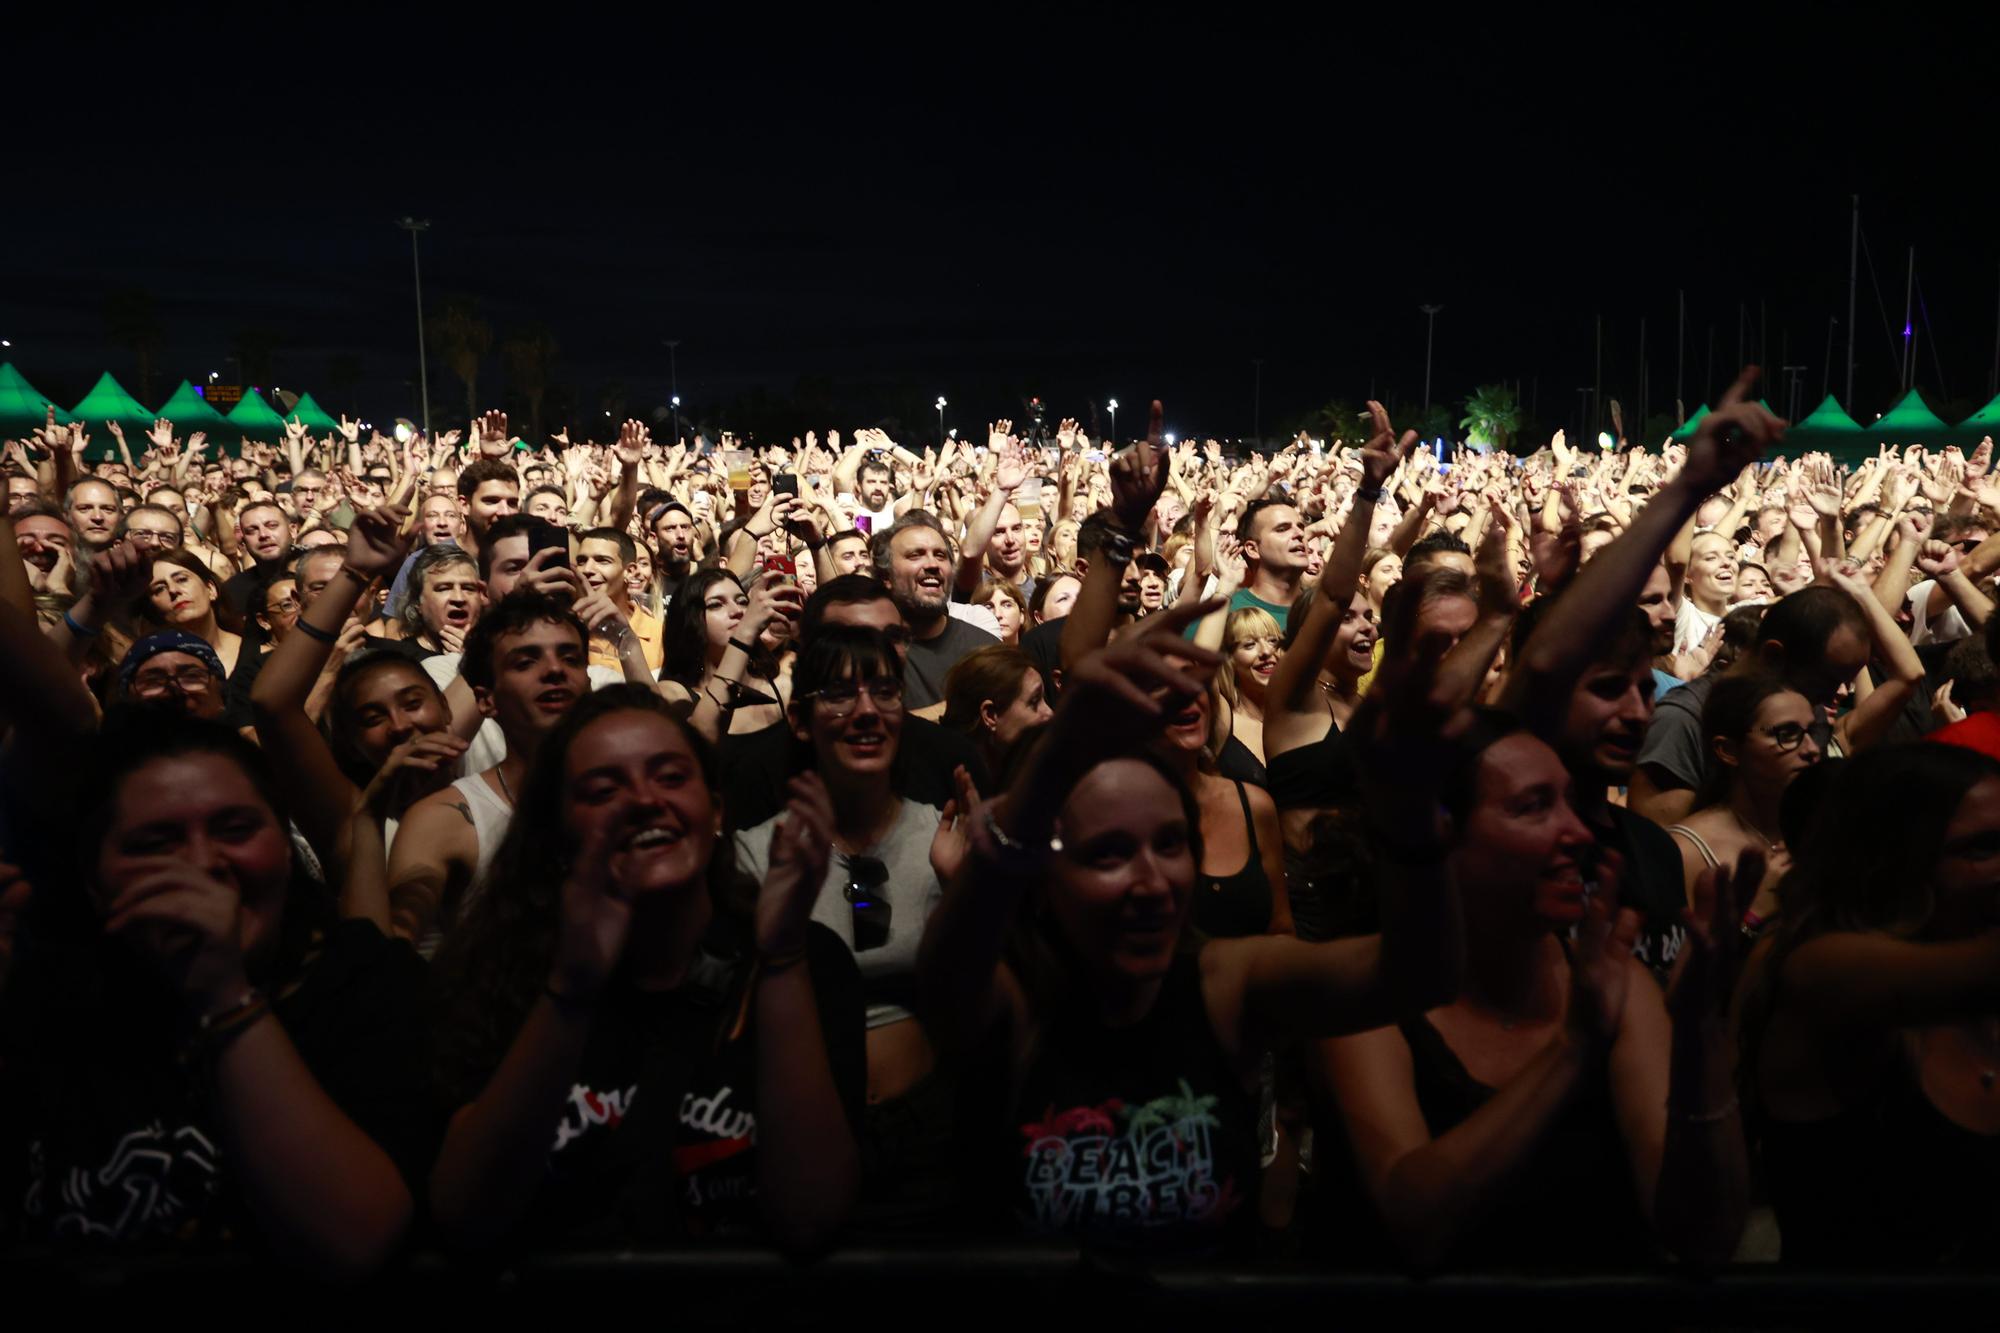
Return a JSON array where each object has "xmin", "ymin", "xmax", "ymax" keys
[
  {"xmin": 68, "ymin": 371, "xmax": 156, "ymax": 430},
  {"xmin": 1793, "ymin": 395, "xmax": 1864, "ymax": 433},
  {"xmin": 1670, "ymin": 404, "xmax": 1710, "ymax": 439},
  {"xmin": 284, "ymin": 392, "xmax": 340, "ymax": 433},
  {"xmin": 226, "ymin": 388, "xmax": 287, "ymax": 440},
  {"xmin": 1874, "ymin": 389, "xmax": 1949, "ymax": 433},
  {"xmin": 1960, "ymin": 393, "xmax": 2000, "ymax": 432},
  {"xmin": 156, "ymin": 379, "xmax": 229, "ymax": 430},
  {"xmin": 0, "ymin": 362, "xmax": 66, "ymax": 439}
]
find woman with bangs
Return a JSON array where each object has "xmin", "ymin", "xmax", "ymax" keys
[
  {"xmin": 657, "ymin": 566, "xmax": 799, "ymax": 739},
  {"xmin": 736, "ymin": 625, "xmax": 956, "ymax": 1224},
  {"xmin": 429, "ymin": 684, "xmax": 864, "ymax": 1254}
]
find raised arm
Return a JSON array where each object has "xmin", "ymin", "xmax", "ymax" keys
[
  {"xmin": 1060, "ymin": 402, "xmax": 1169, "ymax": 670},
  {"xmin": 1822, "ymin": 559, "xmax": 1925, "ymax": 755},
  {"xmin": 1503, "ymin": 368, "xmax": 1784, "ymax": 733},
  {"xmin": 1265, "ymin": 400, "xmax": 1413, "ymax": 743}
]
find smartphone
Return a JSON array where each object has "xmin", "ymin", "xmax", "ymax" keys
[
  {"xmin": 855, "ymin": 513, "xmax": 872, "ymax": 536},
  {"xmin": 773, "ymin": 473, "xmax": 799, "ymax": 497},
  {"xmin": 527, "ymin": 523, "xmax": 571, "ymax": 570},
  {"xmin": 762, "ymin": 553, "xmax": 797, "ymax": 584}
]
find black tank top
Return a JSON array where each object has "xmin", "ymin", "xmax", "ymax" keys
[
  {"xmin": 1759, "ymin": 1033, "xmax": 2000, "ymax": 1266},
  {"xmin": 1001, "ymin": 954, "xmax": 1261, "ymax": 1258},
  {"xmin": 1194, "ymin": 781, "xmax": 1272, "ymax": 940},
  {"xmin": 1375, "ymin": 1008, "xmax": 1654, "ymax": 1268},
  {"xmin": 1264, "ymin": 692, "xmax": 1359, "ymax": 812}
]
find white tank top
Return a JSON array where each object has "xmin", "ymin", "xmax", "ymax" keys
[{"xmin": 411, "ymin": 772, "xmax": 514, "ymax": 960}]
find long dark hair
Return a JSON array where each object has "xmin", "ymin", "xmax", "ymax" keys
[
  {"xmin": 323, "ymin": 650, "xmax": 451, "ymax": 787},
  {"xmin": 1692, "ymin": 669, "xmax": 1799, "ymax": 809},
  {"xmin": 431, "ymin": 685, "xmax": 753, "ymax": 1106},
  {"xmin": 1739, "ymin": 743, "xmax": 2000, "ymax": 1108},
  {"xmin": 660, "ymin": 567, "xmax": 775, "ymax": 687},
  {"xmin": 136, "ymin": 546, "xmax": 245, "ymax": 635}
]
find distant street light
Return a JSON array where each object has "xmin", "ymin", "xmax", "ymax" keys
[
  {"xmin": 936, "ymin": 396, "xmax": 947, "ymax": 443},
  {"xmin": 1108, "ymin": 398, "xmax": 1119, "ymax": 443},
  {"xmin": 396, "ymin": 218, "xmax": 433, "ymax": 439}
]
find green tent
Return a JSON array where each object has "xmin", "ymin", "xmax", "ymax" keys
[
  {"xmin": 226, "ymin": 388, "xmax": 288, "ymax": 443},
  {"xmin": 69, "ymin": 371, "xmax": 158, "ymax": 459},
  {"xmin": 1872, "ymin": 389, "xmax": 1949, "ymax": 435},
  {"xmin": 1786, "ymin": 394, "xmax": 1871, "ymax": 465},
  {"xmin": 1959, "ymin": 392, "xmax": 2000, "ymax": 435},
  {"xmin": 1670, "ymin": 404, "xmax": 1711, "ymax": 440},
  {"xmin": 1793, "ymin": 395, "xmax": 1865, "ymax": 433},
  {"xmin": 0, "ymin": 362, "xmax": 67, "ymax": 440},
  {"xmin": 157, "ymin": 379, "xmax": 230, "ymax": 430},
  {"xmin": 284, "ymin": 392, "xmax": 340, "ymax": 433}
]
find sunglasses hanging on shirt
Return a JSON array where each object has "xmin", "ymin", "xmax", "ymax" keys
[{"xmin": 843, "ymin": 853, "xmax": 891, "ymax": 952}]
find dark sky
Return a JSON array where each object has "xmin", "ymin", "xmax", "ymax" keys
[{"xmin": 8, "ymin": 10, "xmax": 1997, "ymax": 447}]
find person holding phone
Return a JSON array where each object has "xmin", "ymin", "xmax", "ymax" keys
[{"xmin": 573, "ymin": 527, "xmax": 665, "ymax": 673}]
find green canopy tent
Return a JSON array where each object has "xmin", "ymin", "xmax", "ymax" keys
[
  {"xmin": 284, "ymin": 392, "xmax": 340, "ymax": 434},
  {"xmin": 1958, "ymin": 392, "xmax": 2000, "ymax": 437},
  {"xmin": 0, "ymin": 362, "xmax": 68, "ymax": 441},
  {"xmin": 1784, "ymin": 394, "xmax": 1871, "ymax": 464},
  {"xmin": 225, "ymin": 388, "xmax": 288, "ymax": 447},
  {"xmin": 1669, "ymin": 405, "xmax": 1711, "ymax": 440},
  {"xmin": 157, "ymin": 379, "xmax": 230, "ymax": 429},
  {"xmin": 68, "ymin": 371, "xmax": 158, "ymax": 460},
  {"xmin": 1871, "ymin": 389, "xmax": 1950, "ymax": 437}
]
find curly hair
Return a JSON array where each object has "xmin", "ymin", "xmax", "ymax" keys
[{"xmin": 430, "ymin": 686, "xmax": 754, "ymax": 1106}]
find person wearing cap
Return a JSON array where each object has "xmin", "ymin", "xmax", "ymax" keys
[
  {"xmin": 119, "ymin": 630, "xmax": 231, "ymax": 724},
  {"xmin": 1134, "ymin": 550, "xmax": 1171, "ymax": 615}
]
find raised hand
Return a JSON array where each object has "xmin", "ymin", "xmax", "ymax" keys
[
  {"xmin": 359, "ymin": 732, "xmax": 469, "ymax": 820},
  {"xmin": 1358, "ymin": 399, "xmax": 1417, "ymax": 487},
  {"xmin": 614, "ymin": 418, "xmax": 650, "ymax": 465},
  {"xmin": 474, "ymin": 410, "xmax": 512, "ymax": 459},
  {"xmin": 548, "ymin": 806, "xmax": 653, "ymax": 1001},
  {"xmin": 1063, "ymin": 595, "xmax": 1224, "ymax": 744},
  {"xmin": 986, "ymin": 420, "xmax": 1013, "ymax": 453},
  {"xmin": 571, "ymin": 588, "xmax": 630, "ymax": 638},
  {"xmin": 1970, "ymin": 438, "xmax": 1996, "ymax": 482},
  {"xmin": 1566, "ymin": 853, "xmax": 1641, "ymax": 1045},
  {"xmin": 1055, "ymin": 418, "xmax": 1079, "ymax": 451},
  {"xmin": 101, "ymin": 858, "xmax": 253, "ymax": 1014},
  {"xmin": 929, "ymin": 764, "xmax": 985, "ymax": 888},
  {"xmin": 1108, "ymin": 399, "xmax": 1170, "ymax": 532},
  {"xmin": 337, "ymin": 414, "xmax": 362, "ymax": 445},
  {"xmin": 87, "ymin": 538, "xmax": 154, "ymax": 610},
  {"xmin": 344, "ymin": 503, "xmax": 415, "ymax": 579},
  {"xmin": 1682, "ymin": 368, "xmax": 1785, "ymax": 493},
  {"xmin": 1916, "ymin": 538, "xmax": 1961, "ymax": 578},
  {"xmin": 757, "ymin": 772, "xmax": 837, "ymax": 957}
]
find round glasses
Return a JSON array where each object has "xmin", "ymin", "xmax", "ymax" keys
[{"xmin": 807, "ymin": 678, "xmax": 905, "ymax": 719}]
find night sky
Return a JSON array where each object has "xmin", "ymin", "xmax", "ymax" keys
[{"xmin": 8, "ymin": 11, "xmax": 1997, "ymax": 449}]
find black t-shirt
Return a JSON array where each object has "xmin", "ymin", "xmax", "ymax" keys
[
  {"xmin": 2, "ymin": 919, "xmax": 436, "ymax": 1252},
  {"xmin": 717, "ymin": 716, "xmax": 989, "ymax": 830},
  {"xmin": 222, "ymin": 556, "xmax": 291, "ymax": 617},
  {"xmin": 508, "ymin": 921, "xmax": 865, "ymax": 1246},
  {"xmin": 1592, "ymin": 803, "xmax": 1691, "ymax": 987},
  {"xmin": 903, "ymin": 616, "xmax": 1000, "ymax": 710}
]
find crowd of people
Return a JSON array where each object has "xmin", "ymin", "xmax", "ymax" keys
[{"xmin": 1, "ymin": 373, "xmax": 1997, "ymax": 1281}]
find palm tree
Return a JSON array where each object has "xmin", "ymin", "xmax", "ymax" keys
[
  {"xmin": 1460, "ymin": 383, "xmax": 1524, "ymax": 452},
  {"xmin": 430, "ymin": 298, "xmax": 492, "ymax": 422},
  {"xmin": 501, "ymin": 326, "xmax": 559, "ymax": 442},
  {"xmin": 1302, "ymin": 399, "xmax": 1363, "ymax": 442}
]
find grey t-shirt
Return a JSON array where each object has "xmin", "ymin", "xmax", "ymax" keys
[
  {"xmin": 734, "ymin": 797, "xmax": 942, "ymax": 1029},
  {"xmin": 902, "ymin": 615, "xmax": 1000, "ymax": 710},
  {"xmin": 1634, "ymin": 674, "xmax": 1715, "ymax": 793}
]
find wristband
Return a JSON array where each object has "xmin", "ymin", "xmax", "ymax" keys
[
  {"xmin": 757, "ymin": 945, "xmax": 810, "ymax": 975},
  {"xmin": 62, "ymin": 609, "xmax": 101, "ymax": 638},
  {"xmin": 1099, "ymin": 530, "xmax": 1135, "ymax": 569},
  {"xmin": 1354, "ymin": 485, "xmax": 1385, "ymax": 502},
  {"xmin": 294, "ymin": 618, "xmax": 339, "ymax": 645},
  {"xmin": 728, "ymin": 636, "xmax": 759, "ymax": 656}
]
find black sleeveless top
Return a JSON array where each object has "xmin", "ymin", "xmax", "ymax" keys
[
  {"xmin": 1216, "ymin": 733, "xmax": 1268, "ymax": 790},
  {"xmin": 984, "ymin": 953, "xmax": 1262, "ymax": 1258},
  {"xmin": 1759, "ymin": 1034, "xmax": 2000, "ymax": 1266},
  {"xmin": 1264, "ymin": 693, "xmax": 1360, "ymax": 812},
  {"xmin": 1194, "ymin": 781, "xmax": 1273, "ymax": 940},
  {"xmin": 1315, "ymin": 1005, "xmax": 1655, "ymax": 1269}
]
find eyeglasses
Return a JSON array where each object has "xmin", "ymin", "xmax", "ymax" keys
[
  {"xmin": 264, "ymin": 595, "xmax": 301, "ymax": 617},
  {"xmin": 1760, "ymin": 723, "xmax": 1811, "ymax": 753},
  {"xmin": 843, "ymin": 854, "xmax": 890, "ymax": 951},
  {"xmin": 807, "ymin": 678, "xmax": 905, "ymax": 718},
  {"xmin": 126, "ymin": 528, "xmax": 178, "ymax": 546},
  {"xmin": 132, "ymin": 665, "xmax": 215, "ymax": 695}
]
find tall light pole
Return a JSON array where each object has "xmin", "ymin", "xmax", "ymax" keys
[
  {"xmin": 1107, "ymin": 398, "xmax": 1119, "ymax": 444},
  {"xmin": 396, "ymin": 218, "xmax": 432, "ymax": 439},
  {"xmin": 935, "ymin": 396, "xmax": 947, "ymax": 445},
  {"xmin": 1251, "ymin": 358, "xmax": 1263, "ymax": 444},
  {"xmin": 1420, "ymin": 304, "xmax": 1443, "ymax": 416},
  {"xmin": 663, "ymin": 340, "xmax": 682, "ymax": 442}
]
